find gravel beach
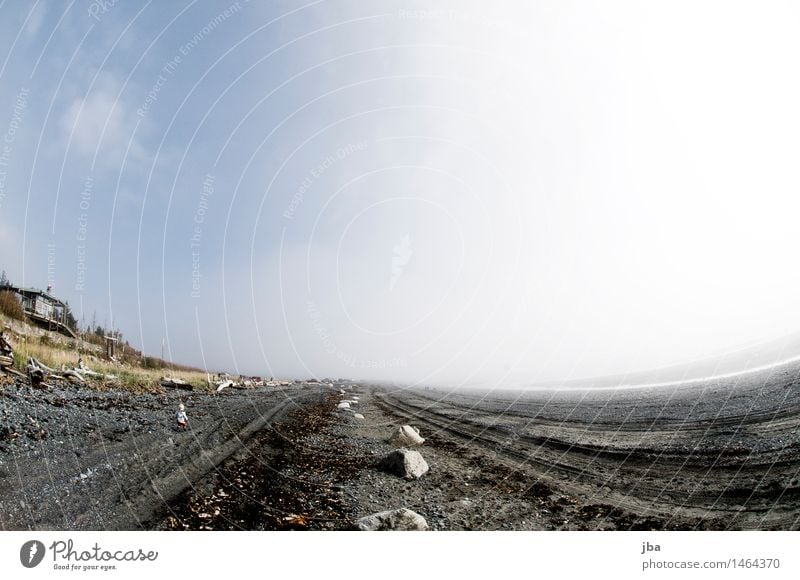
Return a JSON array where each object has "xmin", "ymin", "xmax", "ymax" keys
[{"xmin": 2, "ymin": 365, "xmax": 799, "ymax": 531}]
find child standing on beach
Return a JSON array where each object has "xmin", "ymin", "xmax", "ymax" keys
[{"xmin": 176, "ymin": 403, "xmax": 188, "ymax": 431}]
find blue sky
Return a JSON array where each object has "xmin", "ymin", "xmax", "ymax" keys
[{"xmin": 3, "ymin": 1, "xmax": 800, "ymax": 386}]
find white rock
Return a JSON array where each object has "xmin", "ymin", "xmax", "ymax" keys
[
  {"xmin": 337, "ymin": 402, "xmax": 350, "ymax": 409},
  {"xmin": 379, "ymin": 448, "xmax": 429, "ymax": 480},
  {"xmin": 389, "ymin": 425, "xmax": 425, "ymax": 446},
  {"xmin": 356, "ymin": 508, "xmax": 428, "ymax": 531},
  {"xmin": 353, "ymin": 413, "xmax": 365, "ymax": 420}
]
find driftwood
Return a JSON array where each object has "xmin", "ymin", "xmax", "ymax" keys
[
  {"xmin": 0, "ymin": 332, "xmax": 13, "ymax": 365},
  {"xmin": 27, "ymin": 357, "xmax": 76, "ymax": 387},
  {"xmin": 0, "ymin": 333, "xmax": 22, "ymax": 377},
  {"xmin": 60, "ymin": 368, "xmax": 86, "ymax": 385},
  {"xmin": 215, "ymin": 380, "xmax": 245, "ymax": 392},
  {"xmin": 2, "ymin": 366, "xmax": 25, "ymax": 379},
  {"xmin": 64, "ymin": 363, "xmax": 116, "ymax": 381},
  {"xmin": 27, "ymin": 357, "xmax": 48, "ymax": 388},
  {"xmin": 28, "ymin": 357, "xmax": 56, "ymax": 373},
  {"xmin": 161, "ymin": 377, "xmax": 193, "ymax": 390}
]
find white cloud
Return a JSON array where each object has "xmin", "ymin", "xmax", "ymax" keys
[
  {"xmin": 58, "ymin": 72, "xmax": 141, "ymax": 167},
  {"xmin": 24, "ymin": 1, "xmax": 47, "ymax": 39}
]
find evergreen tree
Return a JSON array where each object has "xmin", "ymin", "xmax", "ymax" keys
[{"xmin": 63, "ymin": 301, "xmax": 78, "ymax": 331}]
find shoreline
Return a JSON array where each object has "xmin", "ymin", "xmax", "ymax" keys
[{"xmin": 3, "ymin": 373, "xmax": 798, "ymax": 530}]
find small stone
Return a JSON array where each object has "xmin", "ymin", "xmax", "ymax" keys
[{"xmin": 356, "ymin": 508, "xmax": 428, "ymax": 531}]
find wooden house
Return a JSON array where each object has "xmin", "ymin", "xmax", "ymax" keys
[{"xmin": 4, "ymin": 285, "xmax": 76, "ymax": 338}]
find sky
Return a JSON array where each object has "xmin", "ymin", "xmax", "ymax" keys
[{"xmin": 2, "ymin": 1, "xmax": 800, "ymax": 387}]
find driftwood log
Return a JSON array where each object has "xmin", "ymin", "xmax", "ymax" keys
[
  {"xmin": 27, "ymin": 357, "xmax": 49, "ymax": 388},
  {"xmin": 215, "ymin": 380, "xmax": 246, "ymax": 392},
  {"xmin": 161, "ymin": 377, "xmax": 193, "ymax": 390},
  {"xmin": 60, "ymin": 368, "xmax": 86, "ymax": 385}
]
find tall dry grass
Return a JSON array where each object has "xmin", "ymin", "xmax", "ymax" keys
[
  {"xmin": 3, "ymin": 316, "xmax": 211, "ymax": 392},
  {"xmin": 0, "ymin": 291, "xmax": 24, "ymax": 321}
]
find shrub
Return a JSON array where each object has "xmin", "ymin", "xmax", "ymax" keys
[
  {"xmin": 81, "ymin": 332, "xmax": 106, "ymax": 347},
  {"xmin": 142, "ymin": 357, "xmax": 165, "ymax": 370},
  {"xmin": 0, "ymin": 291, "xmax": 24, "ymax": 321}
]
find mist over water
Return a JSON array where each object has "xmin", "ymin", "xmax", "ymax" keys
[
  {"xmin": 236, "ymin": 2, "xmax": 800, "ymax": 386},
  {"xmin": 3, "ymin": 2, "xmax": 800, "ymax": 386}
]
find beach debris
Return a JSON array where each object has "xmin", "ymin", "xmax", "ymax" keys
[
  {"xmin": 71, "ymin": 360, "xmax": 115, "ymax": 380},
  {"xmin": 283, "ymin": 514, "xmax": 308, "ymax": 526},
  {"xmin": 379, "ymin": 448, "xmax": 429, "ymax": 480},
  {"xmin": 161, "ymin": 377, "xmax": 192, "ymax": 390},
  {"xmin": 216, "ymin": 380, "xmax": 234, "ymax": 392},
  {"xmin": 337, "ymin": 401, "xmax": 350, "ymax": 410},
  {"xmin": 353, "ymin": 413, "xmax": 365, "ymax": 420},
  {"xmin": 72, "ymin": 467, "xmax": 96, "ymax": 482},
  {"xmin": 356, "ymin": 508, "xmax": 428, "ymax": 531},
  {"xmin": 389, "ymin": 425, "xmax": 425, "ymax": 446},
  {"xmin": 60, "ymin": 368, "xmax": 86, "ymax": 385},
  {"xmin": 27, "ymin": 357, "xmax": 55, "ymax": 373},
  {"xmin": 0, "ymin": 331, "xmax": 14, "ymax": 370},
  {"xmin": 56, "ymin": 360, "xmax": 117, "ymax": 383},
  {"xmin": 23, "ymin": 356, "xmax": 116, "ymax": 387},
  {"xmin": 2, "ymin": 366, "xmax": 25, "ymax": 378},
  {"xmin": 27, "ymin": 357, "xmax": 53, "ymax": 388},
  {"xmin": 216, "ymin": 380, "xmax": 246, "ymax": 392}
]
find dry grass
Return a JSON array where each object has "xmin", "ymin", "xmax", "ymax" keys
[
  {"xmin": 0, "ymin": 290, "xmax": 24, "ymax": 321},
  {"xmin": 3, "ymin": 315, "xmax": 211, "ymax": 392}
]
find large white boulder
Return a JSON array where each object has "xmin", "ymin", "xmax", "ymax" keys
[
  {"xmin": 337, "ymin": 401, "xmax": 350, "ymax": 409},
  {"xmin": 379, "ymin": 448, "xmax": 429, "ymax": 480},
  {"xmin": 389, "ymin": 425, "xmax": 425, "ymax": 446},
  {"xmin": 353, "ymin": 413, "xmax": 365, "ymax": 420},
  {"xmin": 356, "ymin": 508, "xmax": 428, "ymax": 531}
]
